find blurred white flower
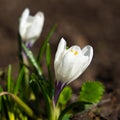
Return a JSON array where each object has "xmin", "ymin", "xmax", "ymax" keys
[
  {"xmin": 19, "ymin": 8, "xmax": 44, "ymax": 46},
  {"xmin": 54, "ymin": 38, "xmax": 93, "ymax": 84}
]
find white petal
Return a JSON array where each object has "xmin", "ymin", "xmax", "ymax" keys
[
  {"xmin": 26, "ymin": 12, "xmax": 44, "ymax": 44},
  {"xmin": 56, "ymin": 51, "xmax": 75, "ymax": 82},
  {"xmin": 68, "ymin": 45, "xmax": 94, "ymax": 83},
  {"xmin": 54, "ymin": 38, "xmax": 67, "ymax": 81},
  {"xmin": 19, "ymin": 8, "xmax": 30, "ymax": 39},
  {"xmin": 67, "ymin": 55, "xmax": 88, "ymax": 83},
  {"xmin": 82, "ymin": 45, "xmax": 93, "ymax": 70},
  {"xmin": 54, "ymin": 38, "xmax": 66, "ymax": 67}
]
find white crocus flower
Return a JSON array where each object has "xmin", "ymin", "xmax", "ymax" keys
[
  {"xmin": 19, "ymin": 8, "xmax": 44, "ymax": 46},
  {"xmin": 54, "ymin": 38, "xmax": 93, "ymax": 84}
]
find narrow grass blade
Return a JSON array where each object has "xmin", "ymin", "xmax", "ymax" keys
[
  {"xmin": 14, "ymin": 67, "xmax": 24, "ymax": 95},
  {"xmin": 46, "ymin": 43, "xmax": 54, "ymax": 98},
  {"xmin": 46, "ymin": 43, "xmax": 51, "ymax": 67},
  {"xmin": 7, "ymin": 65, "xmax": 12, "ymax": 92},
  {"xmin": 22, "ymin": 44, "xmax": 42, "ymax": 77},
  {"xmin": 37, "ymin": 24, "xmax": 57, "ymax": 62},
  {"xmin": 17, "ymin": 33, "xmax": 23, "ymax": 69},
  {"xmin": 0, "ymin": 86, "xmax": 3, "ymax": 111}
]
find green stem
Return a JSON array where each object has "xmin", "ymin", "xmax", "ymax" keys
[{"xmin": 51, "ymin": 101, "xmax": 60, "ymax": 120}]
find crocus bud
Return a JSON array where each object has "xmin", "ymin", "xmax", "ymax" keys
[
  {"xmin": 54, "ymin": 38, "xmax": 93, "ymax": 84},
  {"xmin": 19, "ymin": 8, "xmax": 44, "ymax": 46}
]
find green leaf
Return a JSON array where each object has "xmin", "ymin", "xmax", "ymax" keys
[
  {"xmin": 22, "ymin": 44, "xmax": 42, "ymax": 76},
  {"xmin": 30, "ymin": 75, "xmax": 53, "ymax": 119},
  {"xmin": 14, "ymin": 67, "xmax": 24, "ymax": 95},
  {"xmin": 46, "ymin": 43, "xmax": 53, "ymax": 98},
  {"xmin": 17, "ymin": 33, "xmax": 23, "ymax": 69},
  {"xmin": 7, "ymin": 64, "xmax": 13, "ymax": 92},
  {"xmin": 79, "ymin": 81, "xmax": 105, "ymax": 104},
  {"xmin": 37, "ymin": 24, "xmax": 57, "ymax": 62},
  {"xmin": 46, "ymin": 43, "xmax": 51, "ymax": 67},
  {"xmin": 0, "ymin": 86, "xmax": 3, "ymax": 111},
  {"xmin": 58, "ymin": 86, "xmax": 72, "ymax": 105},
  {"xmin": 62, "ymin": 114, "xmax": 71, "ymax": 120},
  {"xmin": 29, "ymin": 79, "xmax": 39, "ymax": 100}
]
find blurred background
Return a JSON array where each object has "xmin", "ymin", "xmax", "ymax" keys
[{"xmin": 0, "ymin": 0, "xmax": 120, "ymax": 91}]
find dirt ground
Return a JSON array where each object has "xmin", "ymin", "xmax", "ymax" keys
[{"xmin": 0, "ymin": 0, "xmax": 120, "ymax": 119}]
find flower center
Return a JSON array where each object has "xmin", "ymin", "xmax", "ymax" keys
[{"xmin": 70, "ymin": 49, "xmax": 78, "ymax": 55}]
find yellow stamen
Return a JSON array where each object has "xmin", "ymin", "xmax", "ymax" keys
[{"xmin": 70, "ymin": 49, "xmax": 78, "ymax": 55}]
